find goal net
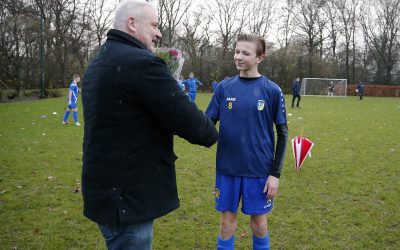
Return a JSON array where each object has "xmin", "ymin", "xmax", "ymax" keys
[{"xmin": 301, "ymin": 78, "xmax": 347, "ymax": 96}]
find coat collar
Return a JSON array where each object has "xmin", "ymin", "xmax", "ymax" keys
[{"xmin": 106, "ymin": 29, "xmax": 148, "ymax": 51}]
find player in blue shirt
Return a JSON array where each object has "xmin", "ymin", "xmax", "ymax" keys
[
  {"xmin": 206, "ymin": 33, "xmax": 288, "ymax": 250},
  {"xmin": 63, "ymin": 74, "xmax": 81, "ymax": 126},
  {"xmin": 182, "ymin": 72, "xmax": 203, "ymax": 101},
  {"xmin": 356, "ymin": 82, "xmax": 365, "ymax": 100},
  {"xmin": 328, "ymin": 81, "xmax": 335, "ymax": 96}
]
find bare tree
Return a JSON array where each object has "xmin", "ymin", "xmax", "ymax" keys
[
  {"xmin": 361, "ymin": 0, "xmax": 400, "ymax": 83},
  {"xmin": 336, "ymin": 0, "xmax": 359, "ymax": 83},
  {"xmin": 315, "ymin": 8, "xmax": 327, "ymax": 60},
  {"xmin": 323, "ymin": 0, "xmax": 341, "ymax": 60},
  {"xmin": 48, "ymin": 0, "xmax": 80, "ymax": 86},
  {"xmin": 276, "ymin": 0, "xmax": 296, "ymax": 48},
  {"xmin": 207, "ymin": 0, "xmax": 248, "ymax": 78},
  {"xmin": 0, "ymin": 0, "xmax": 36, "ymax": 95},
  {"xmin": 246, "ymin": 0, "xmax": 275, "ymax": 38},
  {"xmin": 68, "ymin": 1, "xmax": 91, "ymax": 71},
  {"xmin": 292, "ymin": 0, "xmax": 326, "ymax": 75},
  {"xmin": 89, "ymin": 0, "xmax": 116, "ymax": 48},
  {"xmin": 158, "ymin": 0, "xmax": 192, "ymax": 47},
  {"xmin": 178, "ymin": 5, "xmax": 216, "ymax": 84}
]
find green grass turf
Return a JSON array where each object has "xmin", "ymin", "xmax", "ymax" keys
[{"xmin": 0, "ymin": 93, "xmax": 399, "ymax": 249}]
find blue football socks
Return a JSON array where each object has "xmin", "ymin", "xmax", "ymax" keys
[
  {"xmin": 253, "ymin": 233, "xmax": 270, "ymax": 250},
  {"xmin": 63, "ymin": 110, "xmax": 70, "ymax": 122},
  {"xmin": 217, "ymin": 235, "xmax": 235, "ymax": 250},
  {"xmin": 72, "ymin": 111, "xmax": 78, "ymax": 123}
]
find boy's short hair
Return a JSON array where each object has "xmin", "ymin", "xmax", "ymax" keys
[
  {"xmin": 236, "ymin": 33, "xmax": 266, "ymax": 56},
  {"xmin": 73, "ymin": 74, "xmax": 80, "ymax": 79}
]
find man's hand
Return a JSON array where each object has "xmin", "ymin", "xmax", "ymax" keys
[{"xmin": 263, "ymin": 175, "xmax": 279, "ymax": 199}]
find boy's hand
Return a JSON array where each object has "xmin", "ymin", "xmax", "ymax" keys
[{"xmin": 263, "ymin": 175, "xmax": 279, "ymax": 199}]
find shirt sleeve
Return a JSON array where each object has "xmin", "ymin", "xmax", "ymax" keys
[
  {"xmin": 133, "ymin": 57, "xmax": 218, "ymax": 147},
  {"xmin": 205, "ymin": 84, "xmax": 223, "ymax": 121},
  {"xmin": 273, "ymin": 87, "xmax": 287, "ymax": 125},
  {"xmin": 271, "ymin": 123, "xmax": 288, "ymax": 178}
]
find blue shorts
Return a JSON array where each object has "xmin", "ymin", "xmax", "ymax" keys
[
  {"xmin": 215, "ymin": 174, "xmax": 273, "ymax": 215},
  {"xmin": 68, "ymin": 103, "xmax": 77, "ymax": 109}
]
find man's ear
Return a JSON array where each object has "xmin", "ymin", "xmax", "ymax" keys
[{"xmin": 127, "ymin": 17, "xmax": 136, "ymax": 33}]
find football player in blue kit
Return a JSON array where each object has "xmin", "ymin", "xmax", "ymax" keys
[
  {"xmin": 63, "ymin": 74, "xmax": 81, "ymax": 126},
  {"xmin": 182, "ymin": 72, "xmax": 203, "ymax": 102},
  {"xmin": 206, "ymin": 33, "xmax": 288, "ymax": 250}
]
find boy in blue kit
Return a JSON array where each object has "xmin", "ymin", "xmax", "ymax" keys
[
  {"xmin": 182, "ymin": 72, "xmax": 203, "ymax": 101},
  {"xmin": 63, "ymin": 74, "xmax": 81, "ymax": 126},
  {"xmin": 356, "ymin": 81, "xmax": 365, "ymax": 100},
  {"xmin": 206, "ymin": 33, "xmax": 288, "ymax": 250}
]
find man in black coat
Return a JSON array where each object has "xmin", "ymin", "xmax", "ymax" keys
[{"xmin": 81, "ymin": 1, "xmax": 218, "ymax": 248}]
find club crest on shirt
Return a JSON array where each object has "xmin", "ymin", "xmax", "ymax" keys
[{"xmin": 257, "ymin": 100, "xmax": 266, "ymax": 111}]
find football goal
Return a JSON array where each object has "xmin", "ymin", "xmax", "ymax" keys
[{"xmin": 301, "ymin": 78, "xmax": 347, "ymax": 97}]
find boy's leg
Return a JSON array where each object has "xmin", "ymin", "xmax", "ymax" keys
[
  {"xmin": 220, "ymin": 211, "xmax": 238, "ymax": 239},
  {"xmin": 250, "ymin": 215, "xmax": 269, "ymax": 250},
  {"xmin": 241, "ymin": 177, "xmax": 272, "ymax": 250},
  {"xmin": 63, "ymin": 108, "xmax": 70, "ymax": 123},
  {"xmin": 189, "ymin": 92, "xmax": 196, "ymax": 102},
  {"xmin": 72, "ymin": 109, "xmax": 79, "ymax": 123},
  {"xmin": 218, "ymin": 212, "xmax": 237, "ymax": 250},
  {"xmin": 69, "ymin": 103, "xmax": 80, "ymax": 125},
  {"xmin": 215, "ymin": 174, "xmax": 241, "ymax": 250},
  {"xmin": 291, "ymin": 96, "xmax": 295, "ymax": 108}
]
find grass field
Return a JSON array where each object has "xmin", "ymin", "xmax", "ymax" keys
[{"xmin": 0, "ymin": 93, "xmax": 399, "ymax": 249}]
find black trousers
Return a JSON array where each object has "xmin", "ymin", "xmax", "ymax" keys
[{"xmin": 292, "ymin": 95, "xmax": 301, "ymax": 107}]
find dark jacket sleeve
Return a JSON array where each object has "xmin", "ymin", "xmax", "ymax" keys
[
  {"xmin": 271, "ymin": 123, "xmax": 288, "ymax": 178},
  {"xmin": 132, "ymin": 56, "xmax": 218, "ymax": 147}
]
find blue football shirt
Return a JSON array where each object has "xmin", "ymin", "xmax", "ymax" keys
[
  {"xmin": 206, "ymin": 75, "xmax": 287, "ymax": 177},
  {"xmin": 182, "ymin": 78, "xmax": 202, "ymax": 93},
  {"xmin": 69, "ymin": 82, "xmax": 79, "ymax": 103}
]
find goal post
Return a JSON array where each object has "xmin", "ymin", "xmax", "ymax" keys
[{"xmin": 301, "ymin": 78, "xmax": 348, "ymax": 97}]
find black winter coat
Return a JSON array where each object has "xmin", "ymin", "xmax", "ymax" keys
[{"xmin": 81, "ymin": 29, "xmax": 218, "ymax": 226}]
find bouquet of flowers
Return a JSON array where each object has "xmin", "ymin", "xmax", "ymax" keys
[{"xmin": 155, "ymin": 47, "xmax": 185, "ymax": 80}]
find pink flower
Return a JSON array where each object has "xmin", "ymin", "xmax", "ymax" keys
[{"xmin": 169, "ymin": 49, "xmax": 179, "ymax": 57}]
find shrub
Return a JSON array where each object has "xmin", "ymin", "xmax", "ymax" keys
[
  {"xmin": 47, "ymin": 88, "xmax": 63, "ymax": 98},
  {"xmin": 7, "ymin": 91, "xmax": 18, "ymax": 99},
  {"xmin": 22, "ymin": 89, "xmax": 35, "ymax": 97}
]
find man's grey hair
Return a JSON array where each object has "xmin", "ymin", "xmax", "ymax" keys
[{"xmin": 113, "ymin": 0, "xmax": 156, "ymax": 30}]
